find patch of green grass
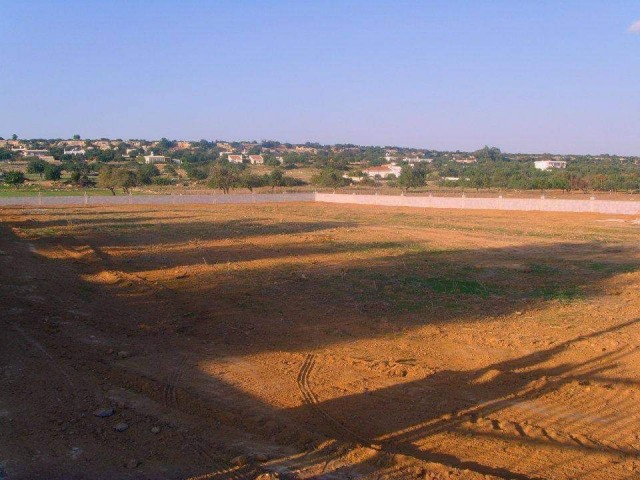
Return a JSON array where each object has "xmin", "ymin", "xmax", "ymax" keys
[
  {"xmin": 531, "ymin": 286, "xmax": 583, "ymax": 303},
  {"xmin": 529, "ymin": 263, "xmax": 559, "ymax": 275},
  {"xmin": 402, "ymin": 275, "xmax": 498, "ymax": 298},
  {"xmin": 587, "ymin": 262, "xmax": 638, "ymax": 274}
]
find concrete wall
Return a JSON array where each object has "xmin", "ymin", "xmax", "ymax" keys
[
  {"xmin": 1, "ymin": 192, "xmax": 639, "ymax": 215},
  {"xmin": 315, "ymin": 193, "xmax": 640, "ymax": 215},
  {"xmin": 0, "ymin": 192, "xmax": 315, "ymax": 207}
]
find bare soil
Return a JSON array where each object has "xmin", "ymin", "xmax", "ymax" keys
[{"xmin": 1, "ymin": 203, "xmax": 639, "ymax": 479}]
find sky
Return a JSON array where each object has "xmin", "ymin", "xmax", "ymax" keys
[{"xmin": 1, "ymin": 1, "xmax": 639, "ymax": 155}]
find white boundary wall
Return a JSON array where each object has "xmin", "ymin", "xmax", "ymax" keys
[
  {"xmin": 0, "ymin": 192, "xmax": 315, "ymax": 207},
  {"xmin": 315, "ymin": 193, "xmax": 640, "ymax": 215},
  {"xmin": 1, "ymin": 192, "xmax": 639, "ymax": 215}
]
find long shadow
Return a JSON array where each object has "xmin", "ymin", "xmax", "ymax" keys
[
  {"xmin": 18, "ymin": 218, "xmax": 353, "ymax": 246},
  {"xmin": 2, "ymin": 211, "xmax": 640, "ymax": 479}
]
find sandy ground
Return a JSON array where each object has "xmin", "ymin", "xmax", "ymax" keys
[{"xmin": 1, "ymin": 203, "xmax": 639, "ymax": 480}]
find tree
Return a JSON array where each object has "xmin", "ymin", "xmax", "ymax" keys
[
  {"xmin": 43, "ymin": 163, "xmax": 62, "ymax": 181},
  {"xmin": 0, "ymin": 148, "xmax": 16, "ymax": 161},
  {"xmin": 98, "ymin": 167, "xmax": 118, "ymax": 195},
  {"xmin": 240, "ymin": 172, "xmax": 265, "ymax": 192},
  {"xmin": 397, "ymin": 166, "xmax": 425, "ymax": 191},
  {"xmin": 267, "ymin": 168, "xmax": 284, "ymax": 189},
  {"xmin": 70, "ymin": 169, "xmax": 93, "ymax": 187},
  {"xmin": 135, "ymin": 163, "xmax": 160, "ymax": 185},
  {"xmin": 207, "ymin": 164, "xmax": 239, "ymax": 193},
  {"xmin": 183, "ymin": 163, "xmax": 208, "ymax": 180},
  {"xmin": 27, "ymin": 158, "xmax": 47, "ymax": 178},
  {"xmin": 116, "ymin": 169, "xmax": 137, "ymax": 194},
  {"xmin": 311, "ymin": 167, "xmax": 350, "ymax": 188},
  {"xmin": 11, "ymin": 134, "xmax": 18, "ymax": 141},
  {"xmin": 164, "ymin": 164, "xmax": 178, "ymax": 177},
  {"xmin": 3, "ymin": 171, "xmax": 26, "ymax": 185},
  {"xmin": 98, "ymin": 166, "xmax": 137, "ymax": 194},
  {"xmin": 73, "ymin": 134, "xmax": 81, "ymax": 140}
]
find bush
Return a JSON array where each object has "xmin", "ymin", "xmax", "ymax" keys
[
  {"xmin": 152, "ymin": 177, "xmax": 175, "ymax": 186},
  {"xmin": 3, "ymin": 170, "xmax": 26, "ymax": 185},
  {"xmin": 311, "ymin": 167, "xmax": 351, "ymax": 188},
  {"xmin": 43, "ymin": 163, "xmax": 62, "ymax": 181},
  {"xmin": 27, "ymin": 158, "xmax": 47, "ymax": 177},
  {"xmin": 136, "ymin": 163, "xmax": 160, "ymax": 185}
]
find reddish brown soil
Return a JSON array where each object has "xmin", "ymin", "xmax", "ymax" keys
[{"xmin": 1, "ymin": 203, "xmax": 639, "ymax": 479}]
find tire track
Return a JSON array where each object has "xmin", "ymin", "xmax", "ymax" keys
[
  {"xmin": 164, "ymin": 355, "xmax": 188, "ymax": 408},
  {"xmin": 160, "ymin": 357, "xmax": 257, "ymax": 479},
  {"xmin": 297, "ymin": 353, "xmax": 378, "ymax": 447},
  {"xmin": 296, "ymin": 354, "xmax": 548, "ymax": 480}
]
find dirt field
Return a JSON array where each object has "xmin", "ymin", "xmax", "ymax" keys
[{"xmin": 1, "ymin": 203, "xmax": 639, "ymax": 480}]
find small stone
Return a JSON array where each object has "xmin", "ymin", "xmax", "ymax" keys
[
  {"xmin": 93, "ymin": 407, "xmax": 115, "ymax": 418},
  {"xmin": 125, "ymin": 458, "xmax": 140, "ymax": 469},
  {"xmin": 114, "ymin": 422, "xmax": 129, "ymax": 432},
  {"xmin": 151, "ymin": 426, "xmax": 161, "ymax": 434},
  {"xmin": 515, "ymin": 311, "xmax": 523, "ymax": 316},
  {"xmin": 231, "ymin": 455, "xmax": 248, "ymax": 466},
  {"xmin": 254, "ymin": 473, "xmax": 278, "ymax": 480},
  {"xmin": 117, "ymin": 351, "xmax": 130, "ymax": 359},
  {"xmin": 253, "ymin": 453, "xmax": 269, "ymax": 462}
]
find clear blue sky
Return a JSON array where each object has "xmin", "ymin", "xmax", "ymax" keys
[{"xmin": 1, "ymin": 1, "xmax": 639, "ymax": 155}]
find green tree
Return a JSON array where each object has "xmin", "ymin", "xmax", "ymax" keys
[
  {"xmin": 207, "ymin": 164, "xmax": 239, "ymax": 193},
  {"xmin": 98, "ymin": 167, "xmax": 118, "ymax": 195},
  {"xmin": 4, "ymin": 170, "xmax": 26, "ymax": 185},
  {"xmin": 240, "ymin": 172, "xmax": 265, "ymax": 192},
  {"xmin": 311, "ymin": 167, "xmax": 350, "ymax": 188},
  {"xmin": 11, "ymin": 134, "xmax": 18, "ymax": 140},
  {"xmin": 27, "ymin": 158, "xmax": 47, "ymax": 178},
  {"xmin": 397, "ymin": 166, "xmax": 425, "ymax": 191},
  {"xmin": 98, "ymin": 166, "xmax": 137, "ymax": 194},
  {"xmin": 43, "ymin": 163, "xmax": 62, "ymax": 181},
  {"xmin": 267, "ymin": 168, "xmax": 285, "ymax": 189},
  {"xmin": 73, "ymin": 134, "xmax": 81, "ymax": 140},
  {"xmin": 116, "ymin": 169, "xmax": 137, "ymax": 194},
  {"xmin": 135, "ymin": 163, "xmax": 160, "ymax": 185}
]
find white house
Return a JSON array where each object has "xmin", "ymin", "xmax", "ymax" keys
[
  {"xmin": 227, "ymin": 154, "xmax": 243, "ymax": 164},
  {"xmin": 534, "ymin": 160, "xmax": 567, "ymax": 171},
  {"xmin": 248, "ymin": 155, "xmax": 264, "ymax": 165},
  {"xmin": 64, "ymin": 148, "xmax": 85, "ymax": 156},
  {"xmin": 362, "ymin": 164, "xmax": 402, "ymax": 179},
  {"xmin": 143, "ymin": 152, "xmax": 166, "ymax": 164}
]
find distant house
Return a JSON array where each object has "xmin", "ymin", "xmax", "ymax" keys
[
  {"xmin": 144, "ymin": 152, "xmax": 166, "ymax": 164},
  {"xmin": 64, "ymin": 148, "xmax": 85, "ymax": 156},
  {"xmin": 21, "ymin": 149, "xmax": 50, "ymax": 159},
  {"xmin": 454, "ymin": 156, "xmax": 477, "ymax": 164},
  {"xmin": 248, "ymin": 155, "xmax": 264, "ymax": 165},
  {"xmin": 227, "ymin": 154, "xmax": 244, "ymax": 164},
  {"xmin": 362, "ymin": 164, "xmax": 402, "ymax": 179},
  {"xmin": 64, "ymin": 140, "xmax": 85, "ymax": 147},
  {"xmin": 534, "ymin": 160, "xmax": 567, "ymax": 171},
  {"xmin": 404, "ymin": 157, "xmax": 433, "ymax": 164}
]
